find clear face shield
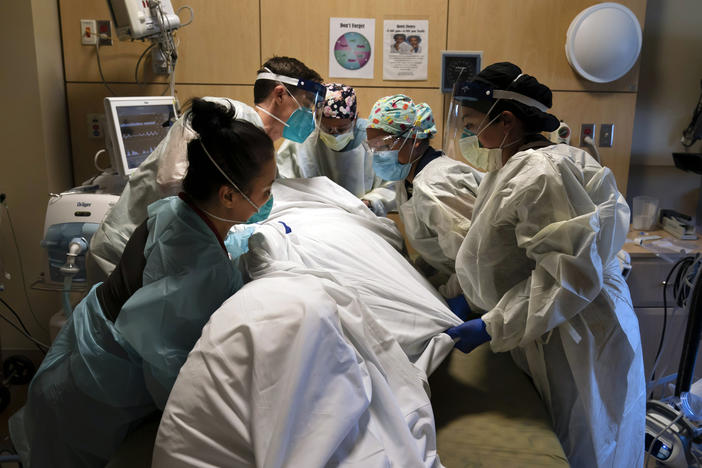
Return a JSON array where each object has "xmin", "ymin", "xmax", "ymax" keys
[
  {"xmin": 444, "ymin": 72, "xmax": 550, "ymax": 171},
  {"xmin": 443, "ymin": 76, "xmax": 499, "ymax": 164},
  {"xmin": 363, "ymin": 129, "xmax": 423, "ymax": 181},
  {"xmin": 256, "ymin": 71, "xmax": 326, "ymax": 143}
]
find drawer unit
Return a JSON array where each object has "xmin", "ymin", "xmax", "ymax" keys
[{"xmin": 626, "ymin": 256, "xmax": 686, "ymax": 308}]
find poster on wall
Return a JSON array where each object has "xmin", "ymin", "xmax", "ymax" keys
[
  {"xmin": 329, "ymin": 18, "xmax": 375, "ymax": 79},
  {"xmin": 383, "ymin": 19, "xmax": 428, "ymax": 81}
]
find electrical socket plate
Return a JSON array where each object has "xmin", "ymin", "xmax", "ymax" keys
[
  {"xmin": 580, "ymin": 123, "xmax": 595, "ymax": 146},
  {"xmin": 599, "ymin": 123, "xmax": 614, "ymax": 148},
  {"xmin": 97, "ymin": 20, "xmax": 112, "ymax": 46},
  {"xmin": 87, "ymin": 113, "xmax": 104, "ymax": 139},
  {"xmin": 80, "ymin": 19, "xmax": 97, "ymax": 45}
]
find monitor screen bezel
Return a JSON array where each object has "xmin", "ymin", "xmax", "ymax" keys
[{"xmin": 104, "ymin": 96, "xmax": 177, "ymax": 176}]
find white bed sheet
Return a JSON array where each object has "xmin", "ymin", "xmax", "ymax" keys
[{"xmin": 152, "ymin": 177, "xmax": 461, "ymax": 468}]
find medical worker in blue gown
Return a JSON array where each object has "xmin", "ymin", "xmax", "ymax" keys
[
  {"xmin": 9, "ymin": 98, "xmax": 277, "ymax": 468},
  {"xmin": 276, "ymin": 83, "xmax": 396, "ymax": 216},
  {"xmin": 443, "ymin": 62, "xmax": 645, "ymax": 467}
]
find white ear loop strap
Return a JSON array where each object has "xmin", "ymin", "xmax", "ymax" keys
[{"xmin": 198, "ymin": 139, "xmax": 260, "ymax": 210}]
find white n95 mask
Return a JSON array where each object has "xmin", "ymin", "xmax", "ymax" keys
[
  {"xmin": 459, "ymin": 131, "xmax": 503, "ymax": 172},
  {"xmin": 319, "ymin": 130, "xmax": 354, "ymax": 151}
]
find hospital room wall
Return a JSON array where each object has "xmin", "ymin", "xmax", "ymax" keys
[
  {"xmin": 0, "ymin": 0, "xmax": 73, "ymax": 351},
  {"xmin": 0, "ymin": 0, "xmax": 650, "ymax": 353},
  {"xmin": 60, "ymin": 0, "xmax": 645, "ymax": 193},
  {"xmin": 626, "ymin": 0, "xmax": 702, "ymax": 218}
]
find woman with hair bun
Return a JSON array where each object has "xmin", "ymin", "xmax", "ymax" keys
[
  {"xmin": 444, "ymin": 62, "xmax": 645, "ymax": 467},
  {"xmin": 9, "ymin": 98, "xmax": 277, "ymax": 468}
]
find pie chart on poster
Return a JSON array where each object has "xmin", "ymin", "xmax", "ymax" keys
[{"xmin": 334, "ymin": 32, "xmax": 371, "ymax": 70}]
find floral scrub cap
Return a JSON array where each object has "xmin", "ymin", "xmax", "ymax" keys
[
  {"xmin": 367, "ymin": 94, "xmax": 437, "ymax": 139},
  {"xmin": 321, "ymin": 83, "xmax": 357, "ymax": 120}
]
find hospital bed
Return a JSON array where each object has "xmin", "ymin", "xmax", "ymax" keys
[{"xmin": 106, "ymin": 177, "xmax": 567, "ymax": 467}]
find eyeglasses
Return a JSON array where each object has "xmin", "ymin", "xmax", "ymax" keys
[
  {"xmin": 319, "ymin": 121, "xmax": 355, "ymax": 135},
  {"xmin": 363, "ymin": 134, "xmax": 405, "ymax": 152}
]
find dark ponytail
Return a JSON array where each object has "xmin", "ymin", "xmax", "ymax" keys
[{"xmin": 183, "ymin": 98, "xmax": 273, "ymax": 202}]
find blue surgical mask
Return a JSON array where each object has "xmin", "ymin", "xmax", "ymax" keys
[
  {"xmin": 245, "ymin": 196, "xmax": 274, "ymax": 223},
  {"xmin": 256, "ymin": 84, "xmax": 318, "ymax": 144},
  {"xmin": 372, "ymin": 150, "xmax": 412, "ymax": 181},
  {"xmin": 282, "ymin": 107, "xmax": 315, "ymax": 143}
]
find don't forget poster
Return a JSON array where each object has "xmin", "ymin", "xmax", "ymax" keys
[{"xmin": 329, "ymin": 17, "xmax": 375, "ymax": 79}]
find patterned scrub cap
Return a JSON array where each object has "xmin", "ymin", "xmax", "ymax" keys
[
  {"xmin": 367, "ymin": 94, "xmax": 437, "ymax": 139},
  {"xmin": 322, "ymin": 83, "xmax": 357, "ymax": 119}
]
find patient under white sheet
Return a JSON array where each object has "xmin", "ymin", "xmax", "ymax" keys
[{"xmin": 152, "ymin": 177, "xmax": 460, "ymax": 468}]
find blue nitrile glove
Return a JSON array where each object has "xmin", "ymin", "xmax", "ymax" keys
[
  {"xmin": 224, "ymin": 226, "xmax": 255, "ymax": 259},
  {"xmin": 446, "ymin": 294, "xmax": 471, "ymax": 321},
  {"xmin": 445, "ymin": 318, "xmax": 491, "ymax": 354}
]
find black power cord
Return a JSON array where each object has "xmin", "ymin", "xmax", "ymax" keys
[{"xmin": 650, "ymin": 256, "xmax": 696, "ymax": 392}]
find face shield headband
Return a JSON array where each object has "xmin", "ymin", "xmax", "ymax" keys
[
  {"xmin": 255, "ymin": 71, "xmax": 326, "ymax": 109},
  {"xmin": 452, "ymin": 76, "xmax": 549, "ymax": 113},
  {"xmin": 255, "ymin": 69, "xmax": 325, "ymax": 143}
]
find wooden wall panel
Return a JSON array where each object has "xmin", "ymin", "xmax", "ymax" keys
[
  {"xmin": 66, "ymin": 83, "xmax": 253, "ymax": 183},
  {"xmin": 260, "ymin": 0, "xmax": 448, "ymax": 87},
  {"xmin": 447, "ymin": 0, "xmax": 646, "ymax": 92},
  {"xmin": 551, "ymin": 91, "xmax": 637, "ymax": 194},
  {"xmin": 60, "ymin": 0, "xmax": 260, "ymax": 84},
  {"xmin": 59, "ymin": 0, "xmax": 643, "ymax": 194}
]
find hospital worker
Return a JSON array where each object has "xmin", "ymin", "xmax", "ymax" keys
[
  {"xmin": 277, "ymin": 83, "xmax": 396, "ymax": 216},
  {"xmin": 364, "ymin": 95, "xmax": 481, "ymax": 304},
  {"xmin": 90, "ymin": 56, "xmax": 324, "ymax": 276},
  {"xmin": 9, "ymin": 98, "xmax": 277, "ymax": 468},
  {"xmin": 443, "ymin": 62, "xmax": 645, "ymax": 467}
]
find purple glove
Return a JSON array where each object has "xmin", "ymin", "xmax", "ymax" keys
[{"xmin": 445, "ymin": 318, "xmax": 490, "ymax": 354}]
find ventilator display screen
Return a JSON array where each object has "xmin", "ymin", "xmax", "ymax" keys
[{"xmin": 115, "ymin": 104, "xmax": 175, "ymax": 170}]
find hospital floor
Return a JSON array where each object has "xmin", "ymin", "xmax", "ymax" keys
[{"xmin": 0, "ymin": 379, "xmax": 672, "ymax": 467}]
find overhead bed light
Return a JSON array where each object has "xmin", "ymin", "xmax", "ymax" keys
[{"xmin": 565, "ymin": 2, "xmax": 642, "ymax": 83}]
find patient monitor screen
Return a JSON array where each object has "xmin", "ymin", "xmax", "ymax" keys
[{"xmin": 115, "ymin": 104, "xmax": 175, "ymax": 170}]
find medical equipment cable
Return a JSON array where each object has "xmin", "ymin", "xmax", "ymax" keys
[
  {"xmin": 0, "ymin": 299, "xmax": 48, "ymax": 353},
  {"xmin": 0, "ymin": 297, "xmax": 32, "ymax": 337},
  {"xmin": 176, "ymin": 5, "xmax": 194, "ymax": 27},
  {"xmin": 650, "ymin": 256, "xmax": 696, "ymax": 387},
  {"xmin": 94, "ymin": 41, "xmax": 117, "ymax": 96},
  {"xmin": 645, "ymin": 411, "xmax": 683, "ymax": 467},
  {"xmin": 158, "ymin": 4, "xmax": 178, "ymax": 99},
  {"xmin": 582, "ymin": 135, "xmax": 601, "ymax": 164},
  {"xmin": 93, "ymin": 148, "xmax": 110, "ymax": 173},
  {"xmin": 0, "ymin": 202, "xmax": 48, "ymax": 332},
  {"xmin": 134, "ymin": 42, "xmax": 156, "ymax": 84},
  {"xmin": 693, "ymin": 445, "xmax": 702, "ymax": 466},
  {"xmin": 651, "ymin": 257, "xmax": 695, "ymax": 377}
]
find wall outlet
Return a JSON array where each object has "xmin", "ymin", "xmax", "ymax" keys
[
  {"xmin": 80, "ymin": 19, "xmax": 97, "ymax": 45},
  {"xmin": 599, "ymin": 123, "xmax": 614, "ymax": 148},
  {"xmin": 97, "ymin": 20, "xmax": 112, "ymax": 46},
  {"xmin": 580, "ymin": 123, "xmax": 595, "ymax": 146}
]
